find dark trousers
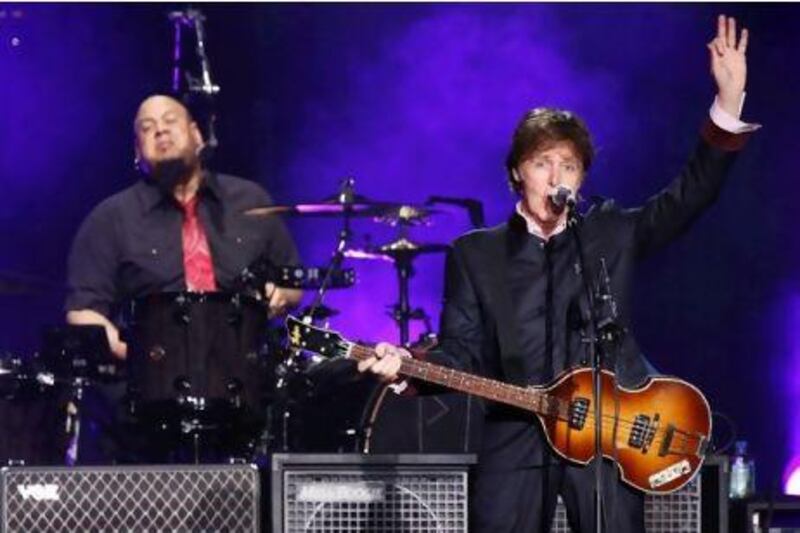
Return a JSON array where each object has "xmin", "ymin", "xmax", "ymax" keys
[{"xmin": 471, "ymin": 417, "xmax": 644, "ymax": 533}]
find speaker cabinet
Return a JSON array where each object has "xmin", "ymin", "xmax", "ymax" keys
[
  {"xmin": 271, "ymin": 453, "xmax": 474, "ymax": 532},
  {"xmin": 551, "ymin": 455, "xmax": 730, "ymax": 532},
  {"xmin": 0, "ymin": 463, "xmax": 260, "ymax": 532}
]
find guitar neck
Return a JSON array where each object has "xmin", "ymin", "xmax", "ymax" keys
[{"xmin": 349, "ymin": 344, "xmax": 565, "ymax": 418}]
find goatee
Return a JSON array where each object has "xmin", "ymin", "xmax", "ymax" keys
[{"xmin": 150, "ymin": 157, "xmax": 194, "ymax": 196}]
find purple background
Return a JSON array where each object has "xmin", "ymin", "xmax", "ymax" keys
[{"xmin": 1, "ymin": 3, "xmax": 799, "ymax": 492}]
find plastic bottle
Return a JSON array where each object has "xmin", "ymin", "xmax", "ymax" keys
[{"xmin": 729, "ymin": 440, "xmax": 756, "ymax": 499}]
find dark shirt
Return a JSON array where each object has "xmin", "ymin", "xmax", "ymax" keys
[{"xmin": 65, "ymin": 171, "xmax": 300, "ymax": 317}]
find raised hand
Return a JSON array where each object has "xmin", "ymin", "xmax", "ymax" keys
[{"xmin": 708, "ymin": 14, "xmax": 749, "ymax": 117}]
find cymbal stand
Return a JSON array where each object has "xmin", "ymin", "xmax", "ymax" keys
[
  {"xmin": 63, "ymin": 376, "xmax": 89, "ymax": 466},
  {"xmin": 273, "ymin": 177, "xmax": 357, "ymax": 451},
  {"xmin": 387, "ymin": 225, "xmax": 432, "ymax": 346},
  {"xmin": 305, "ymin": 176, "xmax": 356, "ymax": 320}
]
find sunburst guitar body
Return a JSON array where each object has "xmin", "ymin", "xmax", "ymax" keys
[{"xmin": 286, "ymin": 316, "xmax": 711, "ymax": 494}]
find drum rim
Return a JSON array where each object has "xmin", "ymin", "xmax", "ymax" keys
[{"xmin": 130, "ymin": 290, "xmax": 266, "ymax": 307}]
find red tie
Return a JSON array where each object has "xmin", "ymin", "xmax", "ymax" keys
[{"xmin": 181, "ymin": 196, "xmax": 217, "ymax": 292}]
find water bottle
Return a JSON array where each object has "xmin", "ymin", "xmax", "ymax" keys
[{"xmin": 729, "ymin": 440, "xmax": 756, "ymax": 499}]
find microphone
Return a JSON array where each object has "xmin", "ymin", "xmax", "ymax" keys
[{"xmin": 549, "ymin": 185, "xmax": 576, "ymax": 211}]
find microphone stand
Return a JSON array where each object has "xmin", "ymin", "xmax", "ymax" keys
[{"xmin": 566, "ymin": 204, "xmax": 624, "ymax": 533}]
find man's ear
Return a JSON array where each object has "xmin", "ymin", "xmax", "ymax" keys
[
  {"xmin": 190, "ymin": 121, "xmax": 204, "ymax": 148},
  {"xmin": 133, "ymin": 147, "xmax": 144, "ymax": 172}
]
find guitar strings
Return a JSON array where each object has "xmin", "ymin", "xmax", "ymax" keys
[{"xmin": 350, "ymin": 344, "xmax": 701, "ymax": 453}]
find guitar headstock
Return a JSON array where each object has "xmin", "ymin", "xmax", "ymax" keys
[{"xmin": 285, "ymin": 315, "xmax": 351, "ymax": 359}]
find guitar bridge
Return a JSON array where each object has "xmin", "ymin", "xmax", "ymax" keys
[
  {"xmin": 658, "ymin": 424, "xmax": 675, "ymax": 457},
  {"xmin": 568, "ymin": 398, "xmax": 589, "ymax": 430}
]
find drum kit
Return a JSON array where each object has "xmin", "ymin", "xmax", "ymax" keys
[{"xmin": 0, "ymin": 179, "xmax": 484, "ymax": 466}]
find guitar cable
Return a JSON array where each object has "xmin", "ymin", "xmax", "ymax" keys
[{"xmin": 709, "ymin": 409, "xmax": 738, "ymax": 455}]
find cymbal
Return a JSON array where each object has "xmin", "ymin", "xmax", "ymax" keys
[
  {"xmin": 245, "ymin": 193, "xmax": 401, "ymax": 218},
  {"xmin": 245, "ymin": 194, "xmax": 440, "ymax": 224},
  {"xmin": 344, "ymin": 237, "xmax": 450, "ymax": 262},
  {"xmin": 374, "ymin": 205, "xmax": 442, "ymax": 226}
]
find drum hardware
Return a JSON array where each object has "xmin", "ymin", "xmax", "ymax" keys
[
  {"xmin": 173, "ymin": 292, "xmax": 192, "ymax": 324},
  {"xmin": 124, "ymin": 292, "xmax": 271, "ymax": 463},
  {"xmin": 0, "ymin": 352, "xmax": 46, "ymax": 399},
  {"xmin": 39, "ymin": 324, "xmax": 121, "ymax": 465},
  {"xmin": 136, "ymin": 376, "xmax": 255, "ymax": 464},
  {"xmin": 372, "ymin": 204, "xmax": 443, "ymax": 227},
  {"xmin": 346, "ymin": 235, "xmax": 450, "ymax": 345},
  {"xmin": 246, "ymin": 183, "xmax": 484, "ymax": 450},
  {"xmin": 298, "ymin": 303, "xmax": 339, "ymax": 322},
  {"xmin": 425, "ymin": 195, "xmax": 486, "ymax": 229},
  {"xmin": 264, "ymin": 178, "xmax": 368, "ymax": 452},
  {"xmin": 227, "ymin": 292, "xmax": 244, "ymax": 325},
  {"xmin": 244, "ymin": 192, "xmax": 406, "ymax": 220},
  {"xmin": 234, "ymin": 256, "xmax": 356, "ymax": 296}
]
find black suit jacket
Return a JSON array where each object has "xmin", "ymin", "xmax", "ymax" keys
[{"xmin": 426, "ymin": 120, "xmax": 750, "ymax": 406}]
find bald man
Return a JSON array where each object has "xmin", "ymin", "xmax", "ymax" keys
[
  {"xmin": 66, "ymin": 95, "xmax": 301, "ymax": 359},
  {"xmin": 63, "ymin": 94, "xmax": 303, "ymax": 463}
]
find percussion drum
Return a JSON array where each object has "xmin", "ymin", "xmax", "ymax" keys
[
  {"xmin": 288, "ymin": 357, "xmax": 483, "ymax": 454},
  {"xmin": 125, "ymin": 292, "xmax": 269, "ymax": 461}
]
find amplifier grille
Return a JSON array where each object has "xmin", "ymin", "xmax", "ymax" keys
[{"xmin": 1, "ymin": 464, "xmax": 259, "ymax": 532}]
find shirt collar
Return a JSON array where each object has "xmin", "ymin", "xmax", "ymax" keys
[
  {"xmin": 515, "ymin": 201, "xmax": 567, "ymax": 240},
  {"xmin": 138, "ymin": 169, "xmax": 222, "ymax": 214}
]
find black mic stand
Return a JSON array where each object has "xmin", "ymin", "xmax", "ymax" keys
[{"xmin": 566, "ymin": 205, "xmax": 625, "ymax": 533}]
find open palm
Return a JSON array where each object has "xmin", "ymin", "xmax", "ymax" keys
[{"xmin": 709, "ymin": 15, "xmax": 749, "ymax": 116}]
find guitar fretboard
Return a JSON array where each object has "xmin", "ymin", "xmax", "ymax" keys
[{"xmin": 349, "ymin": 344, "xmax": 568, "ymax": 420}]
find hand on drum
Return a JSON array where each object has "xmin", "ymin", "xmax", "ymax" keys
[{"xmin": 357, "ymin": 342, "xmax": 410, "ymax": 382}]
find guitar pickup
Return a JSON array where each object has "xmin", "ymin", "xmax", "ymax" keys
[
  {"xmin": 568, "ymin": 398, "xmax": 589, "ymax": 430},
  {"xmin": 628, "ymin": 414, "xmax": 650, "ymax": 449}
]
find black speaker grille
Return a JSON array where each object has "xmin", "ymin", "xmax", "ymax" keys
[
  {"xmin": 1, "ymin": 464, "xmax": 259, "ymax": 532},
  {"xmin": 283, "ymin": 470, "xmax": 467, "ymax": 532}
]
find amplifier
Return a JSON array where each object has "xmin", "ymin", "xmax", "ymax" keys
[
  {"xmin": 551, "ymin": 455, "xmax": 729, "ymax": 532},
  {"xmin": 271, "ymin": 453, "xmax": 475, "ymax": 533},
  {"xmin": 0, "ymin": 463, "xmax": 260, "ymax": 532}
]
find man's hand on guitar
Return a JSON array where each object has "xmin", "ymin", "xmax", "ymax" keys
[{"xmin": 357, "ymin": 342, "xmax": 410, "ymax": 382}]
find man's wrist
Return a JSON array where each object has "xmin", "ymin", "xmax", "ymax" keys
[
  {"xmin": 709, "ymin": 93, "xmax": 761, "ymax": 135},
  {"xmin": 716, "ymin": 93, "xmax": 743, "ymax": 119}
]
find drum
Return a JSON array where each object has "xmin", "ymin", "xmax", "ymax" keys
[
  {"xmin": 0, "ymin": 352, "xmax": 67, "ymax": 465},
  {"xmin": 124, "ymin": 292, "xmax": 269, "ymax": 461},
  {"xmin": 287, "ymin": 357, "xmax": 483, "ymax": 454}
]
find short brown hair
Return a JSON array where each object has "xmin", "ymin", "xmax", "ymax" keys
[{"xmin": 505, "ymin": 107, "xmax": 594, "ymax": 193}]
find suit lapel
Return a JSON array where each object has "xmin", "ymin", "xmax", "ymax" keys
[{"xmin": 482, "ymin": 215, "xmax": 528, "ymax": 386}]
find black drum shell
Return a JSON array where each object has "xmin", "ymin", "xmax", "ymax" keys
[{"xmin": 125, "ymin": 292, "xmax": 268, "ymax": 415}]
